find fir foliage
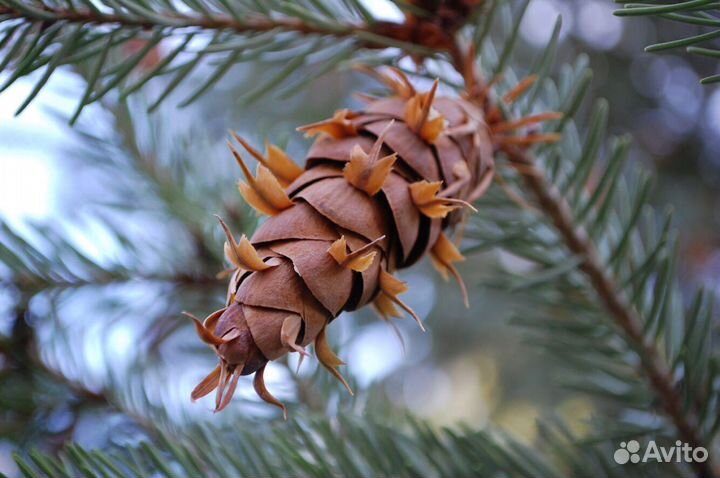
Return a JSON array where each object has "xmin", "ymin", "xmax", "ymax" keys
[
  {"xmin": 0, "ymin": 0, "xmax": 407, "ymax": 121},
  {"xmin": 614, "ymin": 0, "xmax": 720, "ymax": 84},
  {"xmin": 10, "ymin": 415, "xmax": 584, "ymax": 478}
]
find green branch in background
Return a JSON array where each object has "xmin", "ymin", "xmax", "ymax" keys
[
  {"xmin": 614, "ymin": 0, "xmax": 720, "ymax": 84},
  {"xmin": 0, "ymin": 0, "xmax": 438, "ymax": 122},
  {"xmin": 456, "ymin": 3, "xmax": 719, "ymax": 476},
  {"xmin": 11, "ymin": 415, "xmax": 607, "ymax": 478}
]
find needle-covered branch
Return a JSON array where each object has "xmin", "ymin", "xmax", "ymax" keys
[
  {"xmin": 0, "ymin": 0, "xmax": 465, "ymax": 118},
  {"xmin": 613, "ymin": 0, "xmax": 720, "ymax": 84},
  {"xmin": 447, "ymin": 14, "xmax": 719, "ymax": 474},
  {"xmin": 503, "ymin": 147, "xmax": 718, "ymax": 478}
]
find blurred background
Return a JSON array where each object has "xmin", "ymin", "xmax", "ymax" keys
[{"xmin": 1, "ymin": 1, "xmax": 718, "ymax": 476}]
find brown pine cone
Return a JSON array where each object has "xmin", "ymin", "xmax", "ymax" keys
[{"xmin": 190, "ymin": 69, "xmax": 495, "ymax": 416}]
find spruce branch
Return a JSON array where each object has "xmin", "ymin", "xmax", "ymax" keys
[
  {"xmin": 613, "ymin": 0, "xmax": 720, "ymax": 84},
  {"xmin": 12, "ymin": 414, "xmax": 586, "ymax": 478},
  {"xmin": 0, "ymin": 4, "xmax": 366, "ymax": 41},
  {"xmin": 502, "ymin": 147, "xmax": 716, "ymax": 478},
  {"xmin": 447, "ymin": 24, "xmax": 719, "ymax": 475},
  {"xmin": 0, "ymin": 0, "xmax": 454, "ymax": 118}
]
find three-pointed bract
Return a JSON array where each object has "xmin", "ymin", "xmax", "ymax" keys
[
  {"xmin": 404, "ymin": 79, "xmax": 447, "ymax": 143},
  {"xmin": 230, "ymin": 131, "xmax": 303, "ymax": 187},
  {"xmin": 228, "ymin": 141, "xmax": 293, "ymax": 216},
  {"xmin": 343, "ymin": 121, "xmax": 397, "ymax": 196}
]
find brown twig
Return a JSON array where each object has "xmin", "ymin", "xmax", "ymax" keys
[
  {"xmin": 1, "ymin": 272, "xmax": 222, "ymax": 295},
  {"xmin": 450, "ymin": 34, "xmax": 717, "ymax": 477},
  {"xmin": 0, "ymin": 5, "xmax": 363, "ymax": 36},
  {"xmin": 502, "ymin": 147, "xmax": 717, "ymax": 478},
  {"xmin": 453, "ymin": 30, "xmax": 717, "ymax": 472}
]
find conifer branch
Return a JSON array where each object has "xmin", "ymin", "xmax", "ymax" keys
[
  {"xmin": 14, "ymin": 414, "xmax": 573, "ymax": 478},
  {"xmin": 502, "ymin": 147, "xmax": 718, "ymax": 478},
  {"xmin": 449, "ymin": 28, "xmax": 718, "ymax": 475},
  {"xmin": 0, "ymin": 4, "xmax": 367, "ymax": 40},
  {"xmin": 614, "ymin": 0, "xmax": 720, "ymax": 84},
  {"xmin": 0, "ymin": 1, "xmax": 443, "ymax": 118}
]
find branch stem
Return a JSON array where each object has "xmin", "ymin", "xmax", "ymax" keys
[
  {"xmin": 0, "ymin": 5, "xmax": 367, "ymax": 39},
  {"xmin": 505, "ymin": 147, "xmax": 717, "ymax": 478},
  {"xmin": 448, "ymin": 37, "xmax": 717, "ymax": 478}
]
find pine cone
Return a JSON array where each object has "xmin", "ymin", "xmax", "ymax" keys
[{"xmin": 190, "ymin": 69, "xmax": 495, "ymax": 416}]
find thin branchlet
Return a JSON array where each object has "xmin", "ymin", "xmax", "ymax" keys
[
  {"xmin": 448, "ymin": 37, "xmax": 718, "ymax": 478},
  {"xmin": 506, "ymin": 147, "xmax": 716, "ymax": 478},
  {"xmin": 0, "ymin": 3, "xmax": 452, "ymax": 52},
  {"xmin": 0, "ymin": 5, "xmax": 363, "ymax": 36}
]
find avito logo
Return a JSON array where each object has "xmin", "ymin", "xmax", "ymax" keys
[{"xmin": 613, "ymin": 440, "xmax": 708, "ymax": 465}]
